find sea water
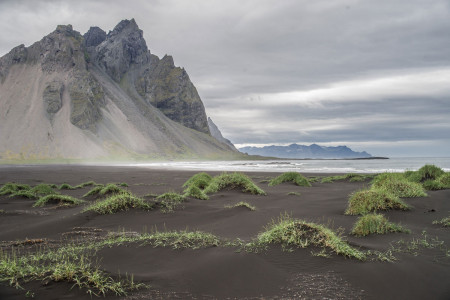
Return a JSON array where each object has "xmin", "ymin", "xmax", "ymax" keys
[{"xmin": 135, "ymin": 157, "xmax": 450, "ymax": 173}]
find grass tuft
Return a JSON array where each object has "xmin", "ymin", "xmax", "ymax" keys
[
  {"xmin": 204, "ymin": 173, "xmax": 266, "ymax": 195},
  {"xmin": 182, "ymin": 172, "xmax": 212, "ymax": 189},
  {"xmin": 269, "ymin": 172, "xmax": 311, "ymax": 187},
  {"xmin": 33, "ymin": 194, "xmax": 84, "ymax": 207},
  {"xmin": 59, "ymin": 183, "xmax": 76, "ymax": 190},
  {"xmin": 406, "ymin": 164, "xmax": 445, "ymax": 183},
  {"xmin": 155, "ymin": 192, "xmax": 186, "ymax": 213},
  {"xmin": 83, "ymin": 184, "xmax": 126, "ymax": 197},
  {"xmin": 74, "ymin": 181, "xmax": 97, "ymax": 189},
  {"xmin": 436, "ymin": 173, "xmax": 450, "ymax": 188},
  {"xmin": 345, "ymin": 188, "xmax": 410, "ymax": 215},
  {"xmin": 224, "ymin": 201, "xmax": 256, "ymax": 211},
  {"xmin": 0, "ymin": 183, "xmax": 31, "ymax": 195},
  {"xmin": 83, "ymin": 191, "xmax": 152, "ymax": 214},
  {"xmin": 182, "ymin": 172, "xmax": 212, "ymax": 200},
  {"xmin": 351, "ymin": 213, "xmax": 410, "ymax": 236},
  {"xmin": 372, "ymin": 173, "xmax": 427, "ymax": 197},
  {"xmin": 183, "ymin": 185, "xmax": 209, "ymax": 200},
  {"xmin": 250, "ymin": 214, "xmax": 365, "ymax": 260},
  {"xmin": 422, "ymin": 179, "xmax": 446, "ymax": 191},
  {"xmin": 7, "ymin": 184, "xmax": 59, "ymax": 199}
]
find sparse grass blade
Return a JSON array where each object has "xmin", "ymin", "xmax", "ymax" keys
[{"xmin": 432, "ymin": 216, "xmax": 450, "ymax": 227}]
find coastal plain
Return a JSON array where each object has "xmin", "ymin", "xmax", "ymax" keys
[{"xmin": 0, "ymin": 165, "xmax": 449, "ymax": 299}]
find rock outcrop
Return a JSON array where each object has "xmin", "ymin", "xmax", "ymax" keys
[
  {"xmin": 0, "ymin": 19, "xmax": 239, "ymax": 160},
  {"xmin": 43, "ymin": 80, "xmax": 64, "ymax": 116}
]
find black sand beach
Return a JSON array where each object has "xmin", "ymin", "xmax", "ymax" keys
[{"xmin": 0, "ymin": 165, "xmax": 448, "ymax": 299}]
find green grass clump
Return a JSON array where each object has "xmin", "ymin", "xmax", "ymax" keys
[
  {"xmin": 432, "ymin": 216, "xmax": 450, "ymax": 227},
  {"xmin": 224, "ymin": 201, "xmax": 256, "ymax": 211},
  {"xmin": 406, "ymin": 164, "xmax": 445, "ymax": 183},
  {"xmin": 204, "ymin": 173, "xmax": 266, "ymax": 195},
  {"xmin": 156, "ymin": 192, "xmax": 186, "ymax": 213},
  {"xmin": 422, "ymin": 179, "xmax": 446, "ymax": 191},
  {"xmin": 83, "ymin": 184, "xmax": 125, "ymax": 197},
  {"xmin": 8, "ymin": 184, "xmax": 59, "ymax": 199},
  {"xmin": 269, "ymin": 172, "xmax": 311, "ymax": 187},
  {"xmin": 182, "ymin": 172, "xmax": 212, "ymax": 189},
  {"xmin": 345, "ymin": 188, "xmax": 410, "ymax": 215},
  {"xmin": 351, "ymin": 213, "xmax": 410, "ymax": 236},
  {"xmin": 251, "ymin": 214, "xmax": 365, "ymax": 260},
  {"xmin": 183, "ymin": 185, "xmax": 209, "ymax": 200},
  {"xmin": 416, "ymin": 164, "xmax": 445, "ymax": 181},
  {"xmin": 74, "ymin": 181, "xmax": 97, "ymax": 188},
  {"xmin": 0, "ymin": 183, "xmax": 30, "ymax": 195},
  {"xmin": 372, "ymin": 173, "xmax": 427, "ymax": 197},
  {"xmin": 58, "ymin": 183, "xmax": 76, "ymax": 190},
  {"xmin": 182, "ymin": 172, "xmax": 212, "ymax": 200},
  {"xmin": 30, "ymin": 184, "xmax": 58, "ymax": 196},
  {"xmin": 33, "ymin": 194, "xmax": 84, "ymax": 207},
  {"xmin": 83, "ymin": 191, "xmax": 152, "ymax": 214},
  {"xmin": 436, "ymin": 173, "xmax": 450, "ymax": 188}
]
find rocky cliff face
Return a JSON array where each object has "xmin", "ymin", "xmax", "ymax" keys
[
  {"xmin": 87, "ymin": 19, "xmax": 209, "ymax": 134},
  {"xmin": 0, "ymin": 19, "xmax": 238, "ymax": 160}
]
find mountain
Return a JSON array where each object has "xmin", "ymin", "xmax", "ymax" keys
[
  {"xmin": 239, "ymin": 144, "xmax": 372, "ymax": 159},
  {"xmin": 207, "ymin": 117, "xmax": 237, "ymax": 151},
  {"xmin": 0, "ymin": 19, "xmax": 239, "ymax": 160}
]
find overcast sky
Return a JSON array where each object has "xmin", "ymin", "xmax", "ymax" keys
[{"xmin": 1, "ymin": 0, "xmax": 449, "ymax": 157}]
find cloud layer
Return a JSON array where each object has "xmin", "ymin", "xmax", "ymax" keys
[{"xmin": 1, "ymin": 0, "xmax": 449, "ymax": 156}]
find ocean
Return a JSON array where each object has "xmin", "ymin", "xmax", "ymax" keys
[{"xmin": 134, "ymin": 157, "xmax": 450, "ymax": 173}]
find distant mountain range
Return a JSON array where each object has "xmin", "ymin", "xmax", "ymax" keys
[
  {"xmin": 0, "ymin": 19, "xmax": 240, "ymax": 160},
  {"xmin": 239, "ymin": 144, "xmax": 372, "ymax": 159}
]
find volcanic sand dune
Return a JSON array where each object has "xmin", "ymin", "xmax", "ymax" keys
[{"xmin": 0, "ymin": 165, "xmax": 449, "ymax": 299}]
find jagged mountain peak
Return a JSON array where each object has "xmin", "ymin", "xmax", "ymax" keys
[
  {"xmin": 0, "ymin": 19, "xmax": 238, "ymax": 160},
  {"xmin": 109, "ymin": 18, "xmax": 140, "ymax": 36},
  {"xmin": 84, "ymin": 27, "xmax": 106, "ymax": 48}
]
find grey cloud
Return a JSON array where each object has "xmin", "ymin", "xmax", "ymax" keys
[{"xmin": 0, "ymin": 0, "xmax": 449, "ymax": 156}]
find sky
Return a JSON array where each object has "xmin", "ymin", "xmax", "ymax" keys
[{"xmin": 0, "ymin": 0, "xmax": 449, "ymax": 157}]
